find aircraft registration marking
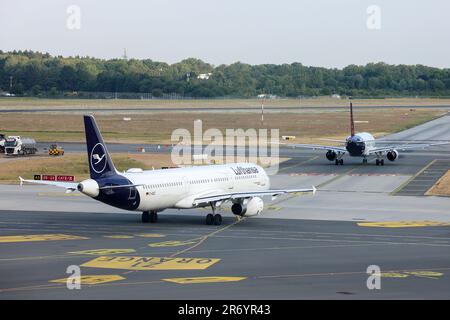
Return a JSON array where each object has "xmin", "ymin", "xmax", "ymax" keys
[
  {"xmin": 81, "ymin": 256, "xmax": 220, "ymax": 271},
  {"xmin": 162, "ymin": 276, "xmax": 247, "ymax": 284},
  {"xmin": 50, "ymin": 275, "xmax": 125, "ymax": 285},
  {"xmin": 357, "ymin": 221, "xmax": 450, "ymax": 228},
  {"xmin": 0, "ymin": 234, "xmax": 88, "ymax": 243}
]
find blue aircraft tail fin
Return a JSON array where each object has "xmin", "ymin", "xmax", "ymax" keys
[{"xmin": 83, "ymin": 115, "xmax": 117, "ymax": 179}]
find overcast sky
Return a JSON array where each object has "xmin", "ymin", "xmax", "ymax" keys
[{"xmin": 1, "ymin": 0, "xmax": 449, "ymax": 68}]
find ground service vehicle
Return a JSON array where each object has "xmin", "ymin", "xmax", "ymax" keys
[
  {"xmin": 48, "ymin": 144, "xmax": 64, "ymax": 156},
  {"xmin": 0, "ymin": 134, "xmax": 5, "ymax": 153},
  {"xmin": 4, "ymin": 136, "xmax": 37, "ymax": 155}
]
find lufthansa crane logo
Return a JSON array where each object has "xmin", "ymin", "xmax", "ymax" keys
[{"xmin": 90, "ymin": 143, "xmax": 107, "ymax": 173}]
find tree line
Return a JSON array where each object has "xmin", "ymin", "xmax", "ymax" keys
[{"xmin": 1, "ymin": 50, "xmax": 450, "ymax": 98}]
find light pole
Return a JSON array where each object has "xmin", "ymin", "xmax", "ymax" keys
[{"xmin": 261, "ymin": 96, "xmax": 265, "ymax": 124}]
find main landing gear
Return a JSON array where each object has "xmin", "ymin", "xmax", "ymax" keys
[
  {"xmin": 206, "ymin": 202, "xmax": 222, "ymax": 226},
  {"xmin": 142, "ymin": 210, "xmax": 158, "ymax": 223},
  {"xmin": 375, "ymin": 152, "xmax": 384, "ymax": 166},
  {"xmin": 335, "ymin": 159, "xmax": 344, "ymax": 165}
]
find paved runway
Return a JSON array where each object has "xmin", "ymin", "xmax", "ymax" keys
[
  {"xmin": 1, "ymin": 104, "xmax": 450, "ymax": 114},
  {"xmin": 0, "ymin": 210, "xmax": 449, "ymax": 299}
]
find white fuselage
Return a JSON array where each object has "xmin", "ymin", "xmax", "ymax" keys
[
  {"xmin": 121, "ymin": 163, "xmax": 270, "ymax": 212},
  {"xmin": 345, "ymin": 132, "xmax": 376, "ymax": 157}
]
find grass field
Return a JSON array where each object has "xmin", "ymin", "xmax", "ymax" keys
[
  {"xmin": 0, "ymin": 153, "xmax": 174, "ymax": 183},
  {"xmin": 1, "ymin": 97, "xmax": 450, "ymax": 110},
  {"xmin": 0, "ymin": 153, "xmax": 287, "ymax": 183},
  {"xmin": 0, "ymin": 109, "xmax": 444, "ymax": 145},
  {"xmin": 426, "ymin": 170, "xmax": 450, "ymax": 197}
]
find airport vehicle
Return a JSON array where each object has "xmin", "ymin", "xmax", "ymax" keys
[
  {"xmin": 4, "ymin": 136, "xmax": 37, "ymax": 155},
  {"xmin": 0, "ymin": 134, "xmax": 5, "ymax": 153},
  {"xmin": 48, "ymin": 144, "xmax": 64, "ymax": 156},
  {"xmin": 289, "ymin": 103, "xmax": 449, "ymax": 165},
  {"xmin": 20, "ymin": 115, "xmax": 315, "ymax": 225}
]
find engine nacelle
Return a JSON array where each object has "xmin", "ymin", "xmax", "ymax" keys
[
  {"xmin": 326, "ymin": 150, "xmax": 337, "ymax": 161},
  {"xmin": 77, "ymin": 179, "xmax": 99, "ymax": 197},
  {"xmin": 387, "ymin": 150, "xmax": 398, "ymax": 162},
  {"xmin": 231, "ymin": 197, "xmax": 264, "ymax": 217}
]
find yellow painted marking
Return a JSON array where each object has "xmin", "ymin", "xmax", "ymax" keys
[
  {"xmin": 267, "ymin": 206, "xmax": 281, "ymax": 211},
  {"xmin": 162, "ymin": 276, "xmax": 247, "ymax": 284},
  {"xmin": 0, "ymin": 234, "xmax": 88, "ymax": 243},
  {"xmin": 68, "ymin": 249, "xmax": 136, "ymax": 255},
  {"xmin": 135, "ymin": 233, "xmax": 165, "ymax": 238},
  {"xmin": 103, "ymin": 235, "xmax": 134, "ymax": 239},
  {"xmin": 381, "ymin": 271, "xmax": 443, "ymax": 279},
  {"xmin": 81, "ymin": 256, "xmax": 220, "ymax": 271},
  {"xmin": 169, "ymin": 217, "xmax": 249, "ymax": 258},
  {"xmin": 406, "ymin": 271, "xmax": 443, "ymax": 279},
  {"xmin": 148, "ymin": 239, "xmax": 201, "ymax": 247},
  {"xmin": 50, "ymin": 275, "xmax": 125, "ymax": 285},
  {"xmin": 358, "ymin": 221, "xmax": 450, "ymax": 228},
  {"xmin": 380, "ymin": 272, "xmax": 409, "ymax": 278}
]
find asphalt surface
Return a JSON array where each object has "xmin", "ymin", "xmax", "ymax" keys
[
  {"xmin": 33, "ymin": 111, "xmax": 450, "ymax": 180},
  {"xmin": 1, "ymin": 109, "xmax": 450, "ymax": 299},
  {"xmin": 0, "ymin": 210, "xmax": 449, "ymax": 299}
]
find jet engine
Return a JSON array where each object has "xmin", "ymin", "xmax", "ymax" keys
[
  {"xmin": 387, "ymin": 150, "xmax": 398, "ymax": 162},
  {"xmin": 77, "ymin": 179, "xmax": 99, "ymax": 197},
  {"xmin": 326, "ymin": 150, "xmax": 337, "ymax": 161},
  {"xmin": 231, "ymin": 197, "xmax": 264, "ymax": 217}
]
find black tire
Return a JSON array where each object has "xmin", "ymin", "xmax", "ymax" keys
[
  {"xmin": 206, "ymin": 214, "xmax": 214, "ymax": 225},
  {"xmin": 381, "ymin": 159, "xmax": 384, "ymax": 166},
  {"xmin": 213, "ymin": 214, "xmax": 222, "ymax": 226},
  {"xmin": 376, "ymin": 159, "xmax": 379, "ymax": 166},
  {"xmin": 340, "ymin": 159, "xmax": 344, "ymax": 165},
  {"xmin": 142, "ymin": 212, "xmax": 150, "ymax": 223},
  {"xmin": 150, "ymin": 211, "xmax": 158, "ymax": 223},
  {"xmin": 335, "ymin": 159, "xmax": 339, "ymax": 165}
]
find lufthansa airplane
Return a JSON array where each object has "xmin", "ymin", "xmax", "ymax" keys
[
  {"xmin": 20, "ymin": 115, "xmax": 315, "ymax": 225},
  {"xmin": 289, "ymin": 103, "xmax": 449, "ymax": 166}
]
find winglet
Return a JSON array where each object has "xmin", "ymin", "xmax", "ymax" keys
[
  {"xmin": 19, "ymin": 176, "xmax": 24, "ymax": 186},
  {"xmin": 312, "ymin": 186, "xmax": 317, "ymax": 195}
]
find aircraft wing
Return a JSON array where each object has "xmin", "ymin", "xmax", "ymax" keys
[
  {"xmin": 19, "ymin": 176, "xmax": 143, "ymax": 192},
  {"xmin": 192, "ymin": 186, "xmax": 316, "ymax": 206},
  {"xmin": 19, "ymin": 176, "xmax": 78, "ymax": 192},
  {"xmin": 367, "ymin": 141, "xmax": 450, "ymax": 154},
  {"xmin": 289, "ymin": 144, "xmax": 347, "ymax": 153}
]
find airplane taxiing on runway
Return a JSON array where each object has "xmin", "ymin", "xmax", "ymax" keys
[
  {"xmin": 289, "ymin": 103, "xmax": 449, "ymax": 166},
  {"xmin": 20, "ymin": 115, "xmax": 315, "ymax": 225}
]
